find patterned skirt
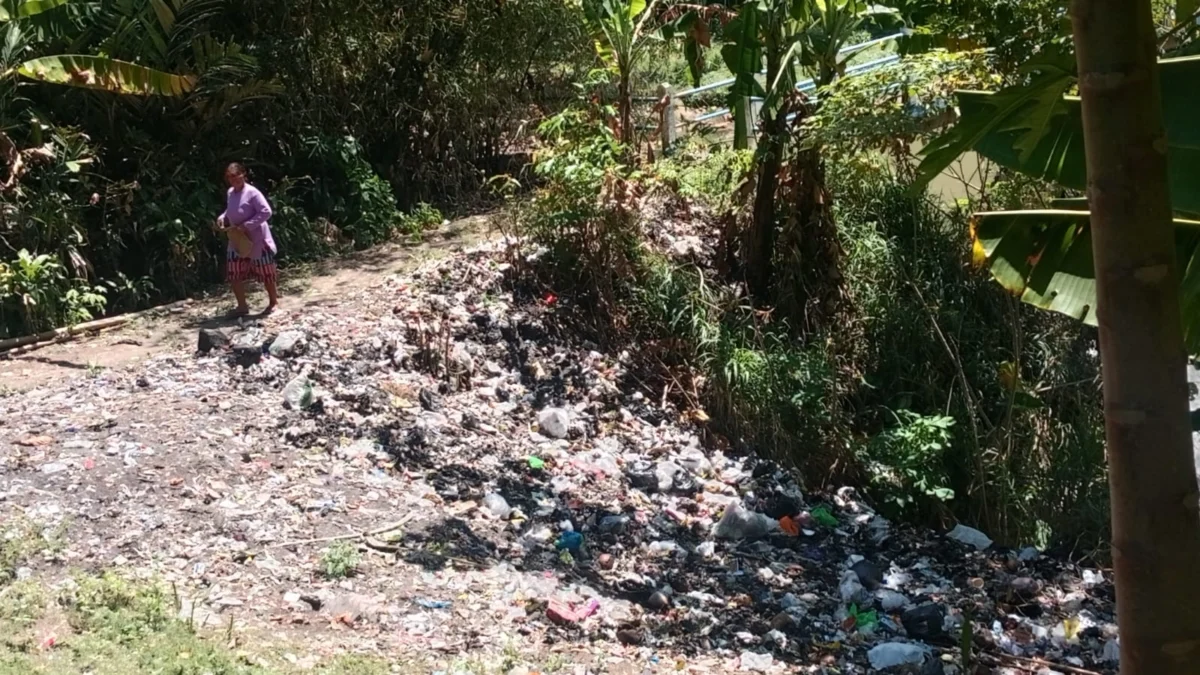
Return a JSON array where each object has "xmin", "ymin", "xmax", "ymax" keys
[{"xmin": 226, "ymin": 248, "xmax": 278, "ymax": 284}]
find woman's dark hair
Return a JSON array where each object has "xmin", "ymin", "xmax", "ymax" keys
[{"xmin": 226, "ymin": 162, "xmax": 247, "ymax": 177}]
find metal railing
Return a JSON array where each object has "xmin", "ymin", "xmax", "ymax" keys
[{"xmin": 655, "ymin": 32, "xmax": 904, "ymax": 147}]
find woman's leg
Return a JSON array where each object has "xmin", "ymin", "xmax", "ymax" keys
[
  {"xmin": 255, "ymin": 250, "xmax": 280, "ymax": 313},
  {"xmin": 227, "ymin": 256, "xmax": 251, "ymax": 314},
  {"xmin": 231, "ymin": 279, "xmax": 250, "ymax": 313},
  {"xmin": 264, "ymin": 277, "xmax": 279, "ymax": 310}
]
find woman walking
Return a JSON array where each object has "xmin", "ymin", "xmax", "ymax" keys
[{"xmin": 216, "ymin": 162, "xmax": 279, "ymax": 316}]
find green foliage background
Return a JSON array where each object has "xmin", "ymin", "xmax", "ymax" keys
[{"xmin": 0, "ymin": 0, "xmax": 590, "ymax": 337}]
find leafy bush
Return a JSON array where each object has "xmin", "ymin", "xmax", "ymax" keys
[
  {"xmin": 831, "ymin": 161, "xmax": 1106, "ymax": 546},
  {"xmin": 299, "ymin": 134, "xmax": 405, "ymax": 249},
  {"xmin": 0, "ymin": 250, "xmax": 107, "ymax": 335},
  {"xmin": 862, "ymin": 411, "xmax": 956, "ymax": 515},
  {"xmin": 401, "ymin": 203, "xmax": 445, "ymax": 234},
  {"xmin": 516, "ymin": 107, "xmax": 645, "ymax": 308},
  {"xmin": 654, "ymin": 144, "xmax": 754, "ymax": 211},
  {"xmin": 320, "ymin": 541, "xmax": 360, "ymax": 579},
  {"xmin": 636, "ymin": 258, "xmax": 842, "ymax": 466}
]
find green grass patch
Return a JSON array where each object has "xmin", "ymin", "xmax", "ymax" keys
[{"xmin": 1, "ymin": 519, "xmax": 66, "ymax": 585}]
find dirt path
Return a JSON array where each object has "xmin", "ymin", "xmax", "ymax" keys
[{"xmin": 0, "ymin": 216, "xmax": 492, "ymax": 393}]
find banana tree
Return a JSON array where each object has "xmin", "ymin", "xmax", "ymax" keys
[
  {"xmin": 708, "ymin": 0, "xmax": 901, "ymax": 305},
  {"xmin": 914, "ymin": 53, "xmax": 1200, "ymax": 350},
  {"xmin": 582, "ymin": 0, "xmax": 663, "ymax": 146},
  {"xmin": 715, "ymin": 0, "xmax": 903, "ymax": 150},
  {"xmin": 918, "ymin": 7, "xmax": 1200, "ymax": 666}
]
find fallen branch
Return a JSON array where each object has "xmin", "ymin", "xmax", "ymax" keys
[
  {"xmin": 985, "ymin": 652, "xmax": 1103, "ymax": 675},
  {"xmin": 269, "ymin": 514, "xmax": 417, "ymax": 549}
]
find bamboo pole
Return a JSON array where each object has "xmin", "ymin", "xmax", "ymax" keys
[{"xmin": 0, "ymin": 299, "xmax": 193, "ymax": 355}]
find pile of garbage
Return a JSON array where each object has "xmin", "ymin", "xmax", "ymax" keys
[{"xmin": 1, "ymin": 240, "xmax": 1120, "ymax": 673}]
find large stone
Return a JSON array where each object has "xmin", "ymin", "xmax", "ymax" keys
[
  {"xmin": 197, "ymin": 328, "xmax": 230, "ymax": 354},
  {"xmin": 231, "ymin": 333, "xmax": 262, "ymax": 367},
  {"xmin": 269, "ymin": 330, "xmax": 306, "ymax": 358},
  {"xmin": 538, "ymin": 408, "xmax": 570, "ymax": 439}
]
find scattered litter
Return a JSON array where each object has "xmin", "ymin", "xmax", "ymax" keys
[
  {"xmin": 810, "ymin": 506, "xmax": 839, "ymax": 528},
  {"xmin": 416, "ymin": 598, "xmax": 452, "ymax": 610},
  {"xmin": 0, "ymin": 236, "xmax": 1124, "ymax": 673},
  {"xmin": 867, "ymin": 642, "xmax": 929, "ymax": 669}
]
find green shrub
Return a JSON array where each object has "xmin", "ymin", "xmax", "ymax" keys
[
  {"xmin": 653, "ymin": 144, "xmax": 754, "ymax": 210},
  {"xmin": 0, "ymin": 250, "xmax": 107, "ymax": 336},
  {"xmin": 301, "ymin": 134, "xmax": 405, "ymax": 248},
  {"xmin": 319, "ymin": 541, "xmax": 360, "ymax": 579},
  {"xmin": 517, "ymin": 108, "xmax": 646, "ymax": 307},
  {"xmin": 862, "ymin": 411, "xmax": 957, "ymax": 516},
  {"xmin": 401, "ymin": 203, "xmax": 445, "ymax": 234},
  {"xmin": 831, "ymin": 161, "xmax": 1106, "ymax": 546}
]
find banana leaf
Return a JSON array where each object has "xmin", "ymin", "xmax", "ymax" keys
[
  {"xmin": 18, "ymin": 54, "xmax": 196, "ymax": 96},
  {"xmin": 971, "ymin": 209, "xmax": 1200, "ymax": 351},
  {"xmin": 721, "ymin": 3, "xmax": 763, "ymax": 150},
  {"xmin": 918, "ymin": 55, "xmax": 1200, "ymax": 217},
  {"xmin": 0, "ymin": 0, "xmax": 69, "ymax": 21}
]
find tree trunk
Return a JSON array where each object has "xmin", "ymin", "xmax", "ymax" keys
[
  {"xmin": 618, "ymin": 69, "xmax": 633, "ymax": 147},
  {"xmin": 746, "ymin": 35, "xmax": 784, "ymax": 305},
  {"xmin": 1070, "ymin": 0, "xmax": 1200, "ymax": 671},
  {"xmin": 747, "ymin": 127, "xmax": 782, "ymax": 304}
]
